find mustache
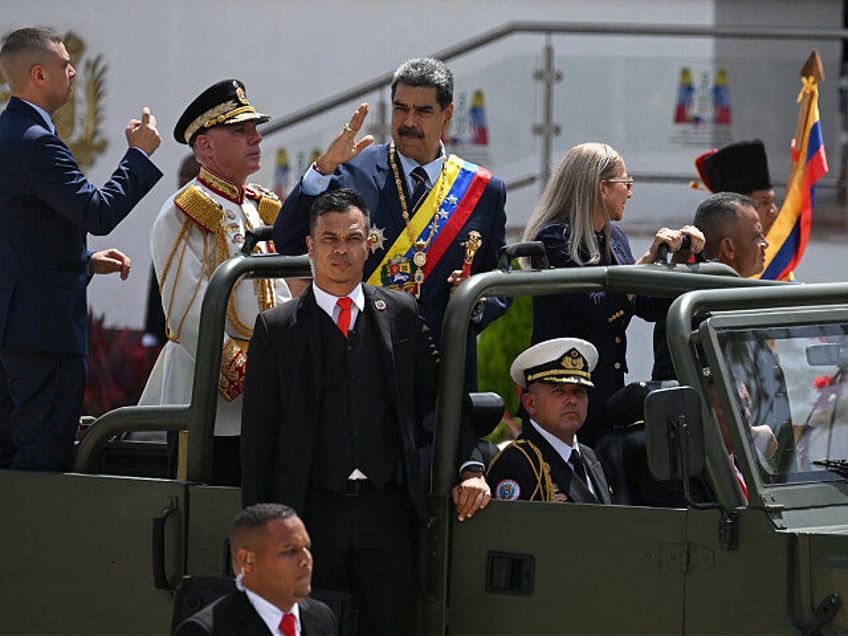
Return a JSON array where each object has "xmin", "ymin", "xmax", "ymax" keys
[{"xmin": 397, "ymin": 126, "xmax": 424, "ymax": 139}]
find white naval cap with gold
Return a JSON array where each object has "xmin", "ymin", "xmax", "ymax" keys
[
  {"xmin": 510, "ymin": 337, "xmax": 598, "ymax": 389},
  {"xmin": 173, "ymin": 79, "xmax": 270, "ymax": 145}
]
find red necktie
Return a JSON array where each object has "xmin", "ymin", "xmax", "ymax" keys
[
  {"xmin": 336, "ymin": 296, "xmax": 353, "ymax": 337},
  {"xmin": 280, "ymin": 612, "xmax": 296, "ymax": 636}
]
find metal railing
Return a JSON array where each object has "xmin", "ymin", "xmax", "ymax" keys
[{"xmin": 260, "ymin": 21, "xmax": 848, "ymax": 191}]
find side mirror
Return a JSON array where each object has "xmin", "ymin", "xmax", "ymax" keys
[{"xmin": 644, "ymin": 386, "xmax": 705, "ymax": 480}]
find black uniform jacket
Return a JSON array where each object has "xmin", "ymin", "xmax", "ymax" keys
[{"xmin": 488, "ymin": 421, "xmax": 613, "ymax": 504}]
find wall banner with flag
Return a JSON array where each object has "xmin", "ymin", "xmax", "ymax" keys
[{"xmin": 760, "ymin": 50, "xmax": 828, "ymax": 281}]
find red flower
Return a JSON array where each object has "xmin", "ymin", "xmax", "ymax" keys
[{"xmin": 813, "ymin": 375, "xmax": 832, "ymax": 390}]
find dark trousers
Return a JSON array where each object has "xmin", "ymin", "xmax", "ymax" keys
[
  {"xmin": 305, "ymin": 488, "xmax": 419, "ymax": 636},
  {"xmin": 0, "ymin": 350, "xmax": 86, "ymax": 471}
]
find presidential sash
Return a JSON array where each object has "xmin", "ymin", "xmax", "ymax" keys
[{"xmin": 368, "ymin": 154, "xmax": 492, "ymax": 296}]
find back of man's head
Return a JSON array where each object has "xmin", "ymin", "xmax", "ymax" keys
[
  {"xmin": 308, "ymin": 187, "xmax": 370, "ymax": 235},
  {"xmin": 0, "ymin": 27, "xmax": 62, "ymax": 91},
  {"xmin": 693, "ymin": 191, "xmax": 755, "ymax": 262}
]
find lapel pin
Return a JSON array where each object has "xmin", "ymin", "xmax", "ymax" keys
[{"xmin": 374, "ymin": 299, "xmax": 387, "ymax": 311}]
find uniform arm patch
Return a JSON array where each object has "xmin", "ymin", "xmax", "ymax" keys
[{"xmin": 495, "ymin": 479, "xmax": 521, "ymax": 501}]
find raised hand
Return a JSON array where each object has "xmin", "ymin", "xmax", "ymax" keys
[
  {"xmin": 313, "ymin": 103, "xmax": 374, "ymax": 175},
  {"xmin": 125, "ymin": 107, "xmax": 161, "ymax": 156}
]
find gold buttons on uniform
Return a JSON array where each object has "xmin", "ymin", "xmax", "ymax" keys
[{"xmin": 607, "ymin": 309, "xmax": 625, "ymax": 323}]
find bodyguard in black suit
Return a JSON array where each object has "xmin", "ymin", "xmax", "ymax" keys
[
  {"xmin": 175, "ymin": 592, "xmax": 333, "ymax": 636},
  {"xmin": 0, "ymin": 27, "xmax": 162, "ymax": 470},
  {"xmin": 242, "ymin": 189, "xmax": 491, "ymax": 635},
  {"xmin": 488, "ymin": 338, "xmax": 613, "ymax": 504},
  {"xmin": 174, "ymin": 503, "xmax": 336, "ymax": 636}
]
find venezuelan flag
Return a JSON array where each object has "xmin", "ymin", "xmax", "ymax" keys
[{"xmin": 760, "ymin": 51, "xmax": 828, "ymax": 281}]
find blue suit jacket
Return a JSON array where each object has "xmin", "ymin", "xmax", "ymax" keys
[
  {"xmin": 0, "ymin": 97, "xmax": 162, "ymax": 355},
  {"xmin": 530, "ymin": 222, "xmax": 667, "ymax": 447},
  {"xmin": 273, "ymin": 143, "xmax": 508, "ymax": 346}
]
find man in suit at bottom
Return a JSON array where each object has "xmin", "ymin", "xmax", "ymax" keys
[
  {"xmin": 488, "ymin": 338, "xmax": 613, "ymax": 504},
  {"xmin": 174, "ymin": 503, "xmax": 336, "ymax": 636},
  {"xmin": 241, "ymin": 188, "xmax": 490, "ymax": 635}
]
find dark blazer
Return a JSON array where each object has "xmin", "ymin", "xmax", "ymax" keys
[
  {"xmin": 487, "ymin": 421, "xmax": 613, "ymax": 504},
  {"xmin": 0, "ymin": 97, "xmax": 162, "ymax": 355},
  {"xmin": 173, "ymin": 590, "xmax": 336, "ymax": 636},
  {"xmin": 241, "ymin": 284, "xmax": 454, "ymax": 522},
  {"xmin": 531, "ymin": 222, "xmax": 667, "ymax": 447},
  {"xmin": 272, "ymin": 143, "xmax": 508, "ymax": 346}
]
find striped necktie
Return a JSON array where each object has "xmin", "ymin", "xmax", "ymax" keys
[{"xmin": 409, "ymin": 166, "xmax": 429, "ymax": 212}]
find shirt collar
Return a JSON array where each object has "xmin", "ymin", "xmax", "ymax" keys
[
  {"xmin": 529, "ymin": 418, "xmax": 580, "ymax": 464},
  {"xmin": 197, "ymin": 165, "xmax": 243, "ymax": 203},
  {"xmin": 397, "ymin": 143, "xmax": 446, "ymax": 190},
  {"xmin": 19, "ymin": 98, "xmax": 55, "ymax": 134},
  {"xmin": 238, "ymin": 579, "xmax": 302, "ymax": 635},
  {"xmin": 312, "ymin": 282, "xmax": 364, "ymax": 319}
]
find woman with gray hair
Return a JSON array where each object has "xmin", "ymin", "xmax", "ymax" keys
[{"xmin": 522, "ymin": 142, "xmax": 703, "ymax": 447}]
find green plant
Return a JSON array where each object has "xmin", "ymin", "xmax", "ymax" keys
[
  {"xmin": 476, "ymin": 294, "xmax": 532, "ymax": 443},
  {"xmin": 84, "ymin": 310, "xmax": 160, "ymax": 416}
]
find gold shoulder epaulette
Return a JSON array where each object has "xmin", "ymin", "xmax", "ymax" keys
[
  {"xmin": 246, "ymin": 183, "xmax": 282, "ymax": 225},
  {"xmin": 174, "ymin": 184, "xmax": 224, "ymax": 232}
]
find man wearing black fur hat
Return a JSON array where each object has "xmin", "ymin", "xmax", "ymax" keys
[
  {"xmin": 487, "ymin": 338, "xmax": 613, "ymax": 504},
  {"xmin": 695, "ymin": 139, "xmax": 779, "ymax": 237},
  {"xmin": 139, "ymin": 79, "xmax": 291, "ymax": 485}
]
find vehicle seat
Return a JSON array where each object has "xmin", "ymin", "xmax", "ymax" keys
[
  {"xmin": 595, "ymin": 428, "xmax": 633, "ymax": 505},
  {"xmin": 598, "ymin": 381, "xmax": 686, "ymax": 506},
  {"xmin": 468, "ymin": 391, "xmax": 506, "ymax": 467}
]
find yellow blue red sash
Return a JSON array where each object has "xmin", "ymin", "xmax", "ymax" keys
[{"xmin": 368, "ymin": 154, "xmax": 491, "ymax": 292}]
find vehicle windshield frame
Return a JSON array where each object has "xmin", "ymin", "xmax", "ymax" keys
[{"xmin": 698, "ymin": 305, "xmax": 848, "ymax": 509}]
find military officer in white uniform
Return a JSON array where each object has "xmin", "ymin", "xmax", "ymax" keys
[{"xmin": 140, "ymin": 79, "xmax": 292, "ymax": 485}]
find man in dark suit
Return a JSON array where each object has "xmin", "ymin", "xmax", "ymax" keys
[
  {"xmin": 0, "ymin": 27, "xmax": 162, "ymax": 471},
  {"xmin": 174, "ymin": 503, "xmax": 336, "ymax": 636},
  {"xmin": 272, "ymin": 57, "xmax": 508, "ymax": 354},
  {"xmin": 487, "ymin": 337, "xmax": 613, "ymax": 504},
  {"xmin": 652, "ymin": 192, "xmax": 769, "ymax": 382},
  {"xmin": 242, "ymin": 188, "xmax": 491, "ymax": 635}
]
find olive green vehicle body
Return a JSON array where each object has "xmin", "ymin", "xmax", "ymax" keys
[{"xmin": 2, "ymin": 253, "xmax": 847, "ymax": 634}]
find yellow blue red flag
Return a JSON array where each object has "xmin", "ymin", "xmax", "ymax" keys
[{"xmin": 760, "ymin": 51, "xmax": 828, "ymax": 281}]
